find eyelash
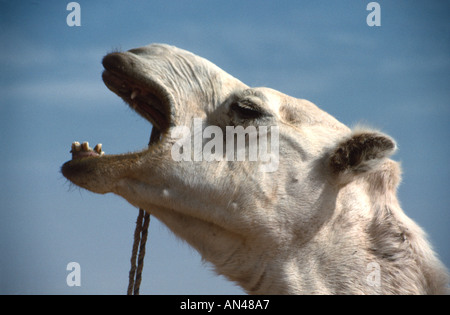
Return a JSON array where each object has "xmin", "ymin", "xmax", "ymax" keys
[{"xmin": 230, "ymin": 101, "xmax": 264, "ymax": 120}]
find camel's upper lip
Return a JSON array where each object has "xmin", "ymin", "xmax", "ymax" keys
[{"xmin": 101, "ymin": 52, "xmax": 171, "ymax": 133}]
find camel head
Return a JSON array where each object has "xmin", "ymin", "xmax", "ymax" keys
[{"xmin": 62, "ymin": 44, "xmax": 448, "ymax": 294}]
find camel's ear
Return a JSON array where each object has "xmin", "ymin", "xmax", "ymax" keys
[{"xmin": 329, "ymin": 130, "xmax": 396, "ymax": 183}]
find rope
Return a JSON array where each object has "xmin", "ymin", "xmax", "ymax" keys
[
  {"xmin": 127, "ymin": 209, "xmax": 142, "ymax": 294},
  {"xmin": 134, "ymin": 210, "xmax": 150, "ymax": 294},
  {"xmin": 127, "ymin": 209, "xmax": 150, "ymax": 295},
  {"xmin": 127, "ymin": 127, "xmax": 160, "ymax": 295}
]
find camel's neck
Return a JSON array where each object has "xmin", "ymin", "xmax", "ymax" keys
[
  {"xmin": 239, "ymin": 172, "xmax": 449, "ymax": 295},
  {"xmin": 294, "ymin": 172, "xmax": 449, "ymax": 295},
  {"xmin": 148, "ymin": 163, "xmax": 448, "ymax": 294}
]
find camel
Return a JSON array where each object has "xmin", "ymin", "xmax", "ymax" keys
[{"xmin": 62, "ymin": 44, "xmax": 448, "ymax": 294}]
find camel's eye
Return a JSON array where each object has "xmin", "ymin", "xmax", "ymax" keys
[{"xmin": 230, "ymin": 100, "xmax": 266, "ymax": 120}]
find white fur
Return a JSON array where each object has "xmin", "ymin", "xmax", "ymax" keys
[{"xmin": 62, "ymin": 44, "xmax": 449, "ymax": 294}]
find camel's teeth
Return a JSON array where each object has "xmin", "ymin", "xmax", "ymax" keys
[
  {"xmin": 131, "ymin": 89, "xmax": 139, "ymax": 100},
  {"xmin": 94, "ymin": 143, "xmax": 102, "ymax": 154},
  {"xmin": 71, "ymin": 141, "xmax": 81, "ymax": 152},
  {"xmin": 81, "ymin": 141, "xmax": 90, "ymax": 151}
]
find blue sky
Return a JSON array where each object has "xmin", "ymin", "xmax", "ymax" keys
[{"xmin": 1, "ymin": 1, "xmax": 449, "ymax": 294}]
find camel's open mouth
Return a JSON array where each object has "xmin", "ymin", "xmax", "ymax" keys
[
  {"xmin": 67, "ymin": 52, "xmax": 173, "ymax": 161},
  {"xmin": 101, "ymin": 52, "xmax": 172, "ymax": 140}
]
